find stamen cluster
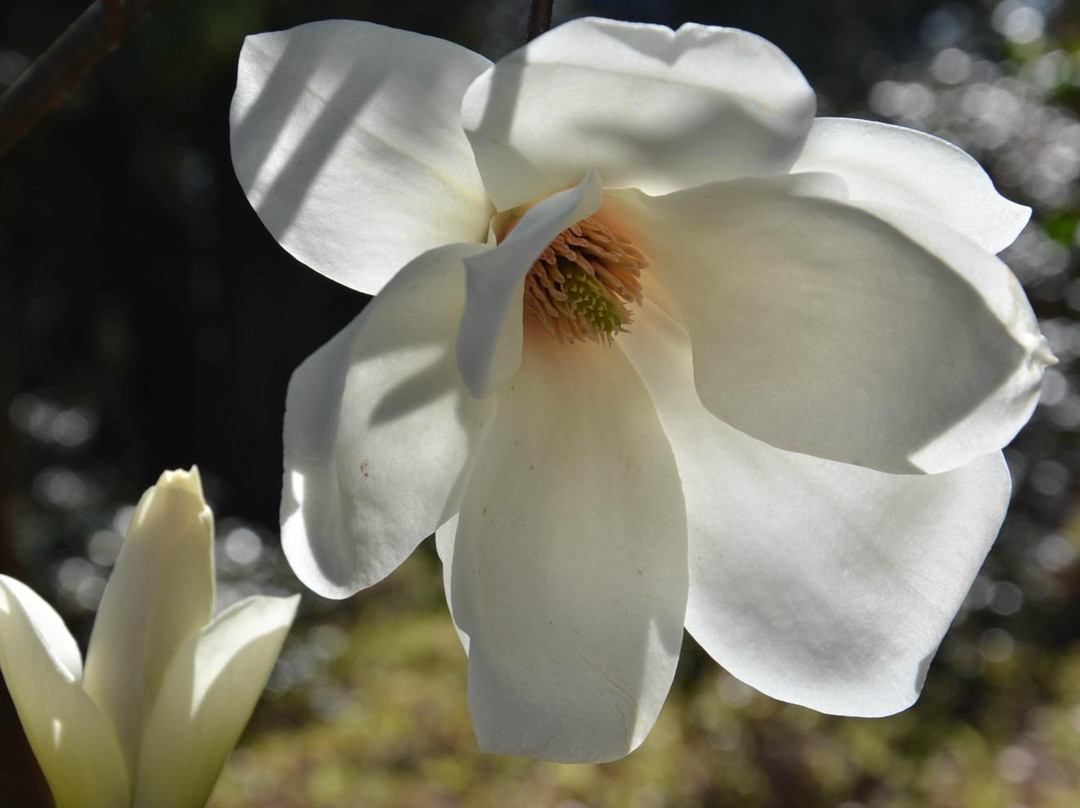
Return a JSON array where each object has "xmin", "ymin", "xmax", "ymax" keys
[{"xmin": 524, "ymin": 217, "xmax": 647, "ymax": 344}]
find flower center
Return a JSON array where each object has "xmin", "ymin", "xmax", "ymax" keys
[{"xmin": 523, "ymin": 216, "xmax": 647, "ymax": 345}]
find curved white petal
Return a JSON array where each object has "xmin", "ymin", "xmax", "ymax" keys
[
  {"xmin": 0, "ymin": 576, "xmax": 130, "ymax": 808},
  {"xmin": 434, "ymin": 515, "xmax": 470, "ymax": 655},
  {"xmin": 445, "ymin": 332, "xmax": 688, "ymax": 762},
  {"xmin": 2, "ymin": 574, "xmax": 83, "ymax": 682},
  {"xmin": 83, "ymin": 468, "xmax": 214, "ymax": 772},
  {"xmin": 607, "ymin": 175, "xmax": 1050, "ymax": 473},
  {"xmin": 859, "ymin": 201, "xmax": 1054, "ymax": 473},
  {"xmin": 619, "ymin": 306, "xmax": 1010, "ymax": 716},
  {"xmin": 457, "ymin": 170, "xmax": 602, "ymax": 396},
  {"xmin": 791, "ymin": 117, "xmax": 1030, "ymax": 254},
  {"xmin": 231, "ymin": 20, "xmax": 493, "ymax": 295},
  {"xmin": 463, "ymin": 17, "xmax": 815, "ymax": 210},
  {"xmin": 134, "ymin": 595, "xmax": 298, "ymax": 808},
  {"xmin": 282, "ymin": 243, "xmax": 497, "ymax": 599}
]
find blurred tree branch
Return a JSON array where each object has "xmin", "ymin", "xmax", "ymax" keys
[
  {"xmin": 527, "ymin": 0, "xmax": 553, "ymax": 40},
  {"xmin": 0, "ymin": 0, "xmax": 167, "ymax": 158}
]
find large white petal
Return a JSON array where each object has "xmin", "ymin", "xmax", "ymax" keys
[
  {"xmin": 445, "ymin": 331, "xmax": 688, "ymax": 762},
  {"xmin": 134, "ymin": 595, "xmax": 299, "ymax": 808},
  {"xmin": 434, "ymin": 515, "xmax": 470, "ymax": 655},
  {"xmin": 282, "ymin": 243, "xmax": 497, "ymax": 599},
  {"xmin": 457, "ymin": 170, "xmax": 602, "ymax": 397},
  {"xmin": 0, "ymin": 576, "xmax": 130, "ymax": 808},
  {"xmin": 606, "ymin": 176, "xmax": 1051, "ymax": 474},
  {"xmin": 83, "ymin": 468, "xmax": 214, "ymax": 772},
  {"xmin": 619, "ymin": 306, "xmax": 1010, "ymax": 716},
  {"xmin": 791, "ymin": 117, "xmax": 1030, "ymax": 254},
  {"xmin": 231, "ymin": 20, "xmax": 493, "ymax": 295},
  {"xmin": 463, "ymin": 17, "xmax": 815, "ymax": 211}
]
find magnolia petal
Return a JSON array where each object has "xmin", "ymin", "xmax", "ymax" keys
[
  {"xmin": 619, "ymin": 306, "xmax": 1010, "ymax": 716},
  {"xmin": 457, "ymin": 170, "xmax": 602, "ymax": 397},
  {"xmin": 463, "ymin": 17, "xmax": 815, "ymax": 210},
  {"xmin": 2, "ymin": 574, "xmax": 82, "ymax": 682},
  {"xmin": 134, "ymin": 595, "xmax": 299, "ymax": 808},
  {"xmin": 791, "ymin": 117, "xmax": 1030, "ymax": 254},
  {"xmin": 445, "ymin": 333, "xmax": 688, "ymax": 762},
  {"xmin": 607, "ymin": 176, "xmax": 1050, "ymax": 474},
  {"xmin": 231, "ymin": 20, "xmax": 493, "ymax": 295},
  {"xmin": 83, "ymin": 468, "xmax": 215, "ymax": 772},
  {"xmin": 283, "ymin": 243, "xmax": 496, "ymax": 599},
  {"xmin": 859, "ymin": 201, "xmax": 1054, "ymax": 473},
  {"xmin": 0, "ymin": 576, "xmax": 130, "ymax": 808},
  {"xmin": 434, "ymin": 515, "xmax": 470, "ymax": 655}
]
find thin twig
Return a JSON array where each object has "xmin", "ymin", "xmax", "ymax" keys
[
  {"xmin": 527, "ymin": 0, "xmax": 554, "ymax": 41},
  {"xmin": 0, "ymin": 0, "xmax": 167, "ymax": 158}
]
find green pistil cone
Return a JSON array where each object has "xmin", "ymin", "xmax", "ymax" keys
[{"xmin": 562, "ymin": 263, "xmax": 623, "ymax": 340}]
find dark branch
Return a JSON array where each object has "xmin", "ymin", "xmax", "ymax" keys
[
  {"xmin": 0, "ymin": 0, "xmax": 167, "ymax": 158},
  {"xmin": 527, "ymin": 0, "xmax": 554, "ymax": 41}
]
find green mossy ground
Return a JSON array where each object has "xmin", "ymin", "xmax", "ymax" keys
[{"xmin": 207, "ymin": 549, "xmax": 1080, "ymax": 808}]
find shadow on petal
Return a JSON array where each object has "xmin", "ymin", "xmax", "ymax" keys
[
  {"xmin": 134, "ymin": 596, "xmax": 297, "ymax": 808},
  {"xmin": 281, "ymin": 245, "xmax": 496, "ymax": 598}
]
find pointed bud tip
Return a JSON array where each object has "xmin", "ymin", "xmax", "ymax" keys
[
  {"xmin": 276, "ymin": 593, "xmax": 302, "ymax": 622},
  {"xmin": 155, "ymin": 466, "xmax": 206, "ymax": 503}
]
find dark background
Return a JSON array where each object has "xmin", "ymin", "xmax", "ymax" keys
[
  {"xmin": 2, "ymin": 1, "xmax": 1079, "ymax": 806},
  {"xmin": 1, "ymin": 0, "xmax": 1013, "ymax": 534}
]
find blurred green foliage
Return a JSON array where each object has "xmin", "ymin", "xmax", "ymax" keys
[{"xmin": 207, "ymin": 551, "xmax": 1080, "ymax": 808}]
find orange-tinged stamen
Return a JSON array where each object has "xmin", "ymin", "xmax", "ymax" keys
[{"xmin": 522, "ymin": 216, "xmax": 647, "ymax": 345}]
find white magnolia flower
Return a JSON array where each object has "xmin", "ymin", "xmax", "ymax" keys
[
  {"xmin": 231, "ymin": 18, "xmax": 1053, "ymax": 762},
  {"xmin": 0, "ymin": 469, "xmax": 299, "ymax": 808}
]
